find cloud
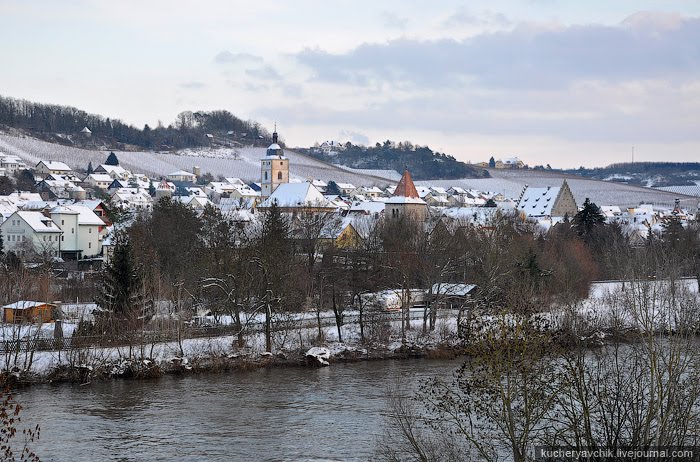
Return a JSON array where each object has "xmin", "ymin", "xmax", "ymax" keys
[
  {"xmin": 179, "ymin": 81, "xmax": 206, "ymax": 89},
  {"xmin": 339, "ymin": 130, "xmax": 369, "ymax": 145},
  {"xmin": 442, "ymin": 7, "xmax": 510, "ymax": 28},
  {"xmin": 214, "ymin": 51, "xmax": 264, "ymax": 65},
  {"xmin": 245, "ymin": 65, "xmax": 282, "ymax": 81},
  {"xmin": 381, "ymin": 11, "xmax": 408, "ymax": 30},
  {"xmin": 296, "ymin": 14, "xmax": 700, "ymax": 90}
]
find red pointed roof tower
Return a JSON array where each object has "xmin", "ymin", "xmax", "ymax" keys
[
  {"xmin": 393, "ymin": 168, "xmax": 420, "ymax": 198},
  {"xmin": 385, "ymin": 168, "xmax": 427, "ymax": 221}
]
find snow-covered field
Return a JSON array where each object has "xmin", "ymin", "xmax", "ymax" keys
[
  {"xmin": 419, "ymin": 169, "xmax": 699, "ymax": 208},
  {"xmin": 0, "ymin": 134, "xmax": 397, "ymax": 187}
]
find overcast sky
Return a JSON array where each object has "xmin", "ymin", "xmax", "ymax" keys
[{"xmin": 2, "ymin": 1, "xmax": 699, "ymax": 168}]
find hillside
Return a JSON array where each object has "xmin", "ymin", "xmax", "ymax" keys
[
  {"xmin": 298, "ymin": 141, "xmax": 488, "ymax": 181},
  {"xmin": 418, "ymin": 168, "xmax": 699, "ymax": 210},
  {"xmin": 562, "ymin": 162, "xmax": 700, "ymax": 188},
  {"xmin": 0, "ymin": 134, "xmax": 398, "ymax": 188},
  {"xmin": 0, "ymin": 95, "xmax": 274, "ymax": 151}
]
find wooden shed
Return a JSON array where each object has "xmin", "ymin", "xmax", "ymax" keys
[{"xmin": 2, "ymin": 301, "xmax": 55, "ymax": 324}]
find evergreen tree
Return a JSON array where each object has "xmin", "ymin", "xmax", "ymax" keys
[
  {"xmin": 326, "ymin": 180, "xmax": 342, "ymax": 196},
  {"xmin": 105, "ymin": 151, "xmax": 119, "ymax": 166},
  {"xmin": 489, "ymin": 156, "xmax": 496, "ymax": 168},
  {"xmin": 86, "ymin": 161, "xmax": 94, "ymax": 175},
  {"xmin": 148, "ymin": 180, "xmax": 156, "ymax": 197},
  {"xmin": 573, "ymin": 198, "xmax": 605, "ymax": 243},
  {"xmin": 484, "ymin": 198, "xmax": 497, "ymax": 208},
  {"xmin": 95, "ymin": 230, "xmax": 152, "ymax": 330},
  {"xmin": 0, "ymin": 177, "xmax": 14, "ymax": 195}
]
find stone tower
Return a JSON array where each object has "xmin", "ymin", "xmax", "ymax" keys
[{"xmin": 385, "ymin": 168, "xmax": 427, "ymax": 222}]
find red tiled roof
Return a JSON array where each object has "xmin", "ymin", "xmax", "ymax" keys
[{"xmin": 393, "ymin": 169, "xmax": 419, "ymax": 198}]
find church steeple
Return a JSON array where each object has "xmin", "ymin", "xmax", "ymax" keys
[{"xmin": 261, "ymin": 123, "xmax": 289, "ymax": 198}]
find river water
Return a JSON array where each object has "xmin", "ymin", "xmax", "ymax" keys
[{"xmin": 15, "ymin": 359, "xmax": 461, "ymax": 461}]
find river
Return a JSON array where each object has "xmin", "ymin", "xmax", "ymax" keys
[{"xmin": 15, "ymin": 359, "xmax": 461, "ymax": 461}]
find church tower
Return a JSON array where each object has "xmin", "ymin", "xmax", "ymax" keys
[
  {"xmin": 385, "ymin": 168, "xmax": 427, "ymax": 222},
  {"xmin": 261, "ymin": 126, "xmax": 289, "ymax": 198}
]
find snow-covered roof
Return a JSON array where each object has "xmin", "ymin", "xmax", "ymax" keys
[
  {"xmin": 431, "ymin": 283, "xmax": 477, "ymax": 297},
  {"xmin": 385, "ymin": 196, "xmax": 427, "ymax": 205},
  {"xmin": 86, "ymin": 173, "xmax": 113, "ymax": 182},
  {"xmin": 259, "ymin": 182, "xmax": 333, "ymax": 208},
  {"xmin": 97, "ymin": 165, "xmax": 129, "ymax": 176},
  {"xmin": 75, "ymin": 200, "xmax": 104, "ymax": 210},
  {"xmin": 38, "ymin": 160, "xmax": 71, "ymax": 171},
  {"xmin": 349, "ymin": 201, "xmax": 386, "ymax": 215},
  {"xmin": 265, "ymin": 143, "xmax": 286, "ymax": 159},
  {"xmin": 15, "ymin": 211, "xmax": 62, "ymax": 233},
  {"xmin": 2, "ymin": 301, "xmax": 56, "ymax": 310},
  {"xmin": 167, "ymin": 170, "xmax": 197, "ymax": 177},
  {"xmin": 517, "ymin": 186, "xmax": 561, "ymax": 217},
  {"xmin": 441, "ymin": 207, "xmax": 499, "ymax": 224},
  {"xmin": 51, "ymin": 204, "xmax": 104, "ymax": 225}
]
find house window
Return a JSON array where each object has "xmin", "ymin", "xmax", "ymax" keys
[
  {"xmin": 88, "ymin": 242, "xmax": 91, "ymax": 249},
  {"xmin": 280, "ymin": 162, "xmax": 283, "ymax": 166},
  {"xmin": 71, "ymin": 228, "xmax": 74, "ymax": 234},
  {"xmin": 22, "ymin": 236, "xmax": 25, "ymax": 241},
  {"xmin": 61, "ymin": 236, "xmax": 64, "ymax": 242},
  {"xmin": 264, "ymin": 172, "xmax": 268, "ymax": 180},
  {"xmin": 62, "ymin": 220, "xmax": 64, "ymax": 225},
  {"xmin": 89, "ymin": 228, "xmax": 92, "ymax": 233},
  {"xmin": 277, "ymin": 171, "xmax": 282, "ymax": 180}
]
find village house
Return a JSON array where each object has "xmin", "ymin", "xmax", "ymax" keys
[
  {"xmin": 0, "ymin": 153, "xmax": 27, "ymax": 176},
  {"xmin": 2, "ymin": 301, "xmax": 55, "ymax": 324},
  {"xmin": 34, "ymin": 160, "xmax": 73, "ymax": 180},
  {"xmin": 258, "ymin": 182, "xmax": 336, "ymax": 214},
  {"xmin": 94, "ymin": 164, "xmax": 131, "ymax": 180},
  {"xmin": 83, "ymin": 173, "xmax": 114, "ymax": 190},
  {"xmin": 110, "ymin": 188, "xmax": 153, "ymax": 210},
  {"xmin": 166, "ymin": 170, "xmax": 197, "ymax": 183},
  {"xmin": 50, "ymin": 204, "xmax": 104, "ymax": 259},
  {"xmin": 0, "ymin": 210, "xmax": 63, "ymax": 258},
  {"xmin": 516, "ymin": 180, "xmax": 577, "ymax": 219}
]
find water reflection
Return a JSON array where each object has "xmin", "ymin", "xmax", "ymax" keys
[{"xmin": 17, "ymin": 359, "xmax": 460, "ymax": 462}]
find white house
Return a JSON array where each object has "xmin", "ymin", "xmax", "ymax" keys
[
  {"xmin": 84, "ymin": 173, "xmax": 114, "ymax": 190},
  {"xmin": 34, "ymin": 160, "xmax": 72, "ymax": 180},
  {"xmin": 50, "ymin": 205, "xmax": 104, "ymax": 259},
  {"xmin": 0, "ymin": 211, "xmax": 63, "ymax": 258},
  {"xmin": 167, "ymin": 170, "xmax": 197, "ymax": 183},
  {"xmin": 94, "ymin": 164, "xmax": 131, "ymax": 180},
  {"xmin": 0, "ymin": 153, "xmax": 27, "ymax": 176},
  {"xmin": 258, "ymin": 182, "xmax": 335, "ymax": 212},
  {"xmin": 110, "ymin": 188, "xmax": 153, "ymax": 210}
]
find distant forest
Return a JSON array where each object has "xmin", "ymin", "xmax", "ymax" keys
[
  {"xmin": 567, "ymin": 162, "xmax": 700, "ymax": 174},
  {"xmin": 0, "ymin": 95, "xmax": 272, "ymax": 150},
  {"xmin": 301, "ymin": 141, "xmax": 489, "ymax": 180}
]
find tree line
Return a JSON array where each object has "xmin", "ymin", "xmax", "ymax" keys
[
  {"xmin": 0, "ymin": 95, "xmax": 271, "ymax": 150},
  {"xmin": 301, "ymin": 140, "xmax": 489, "ymax": 180}
]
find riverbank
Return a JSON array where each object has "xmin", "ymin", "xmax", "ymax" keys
[{"xmin": 1, "ymin": 315, "xmax": 464, "ymax": 388}]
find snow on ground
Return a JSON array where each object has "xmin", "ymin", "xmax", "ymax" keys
[
  {"xmin": 1, "ymin": 309, "xmax": 459, "ymax": 377},
  {"xmin": 0, "ymin": 135, "xmax": 395, "ymax": 187},
  {"xmin": 419, "ymin": 170, "xmax": 698, "ymax": 208}
]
